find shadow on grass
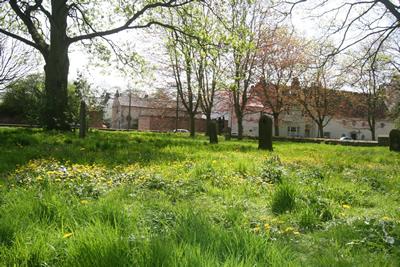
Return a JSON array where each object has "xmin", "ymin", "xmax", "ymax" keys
[{"xmin": 0, "ymin": 128, "xmax": 258, "ymax": 176}]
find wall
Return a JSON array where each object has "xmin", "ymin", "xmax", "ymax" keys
[
  {"xmin": 138, "ymin": 116, "xmax": 208, "ymax": 132},
  {"xmin": 228, "ymin": 109, "xmax": 395, "ymax": 140}
]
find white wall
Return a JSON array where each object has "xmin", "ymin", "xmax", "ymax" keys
[{"xmin": 227, "ymin": 109, "xmax": 395, "ymax": 140}]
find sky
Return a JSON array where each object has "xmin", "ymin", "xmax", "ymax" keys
[
  {"xmin": 13, "ymin": 1, "xmax": 394, "ymax": 94},
  {"xmin": 66, "ymin": 4, "xmax": 325, "ymax": 93},
  {"xmin": 68, "ymin": 28, "xmax": 169, "ymax": 94}
]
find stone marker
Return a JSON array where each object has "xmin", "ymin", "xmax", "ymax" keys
[
  {"xmin": 209, "ymin": 121, "xmax": 218, "ymax": 144},
  {"xmin": 259, "ymin": 115, "xmax": 273, "ymax": 151},
  {"xmin": 389, "ymin": 129, "xmax": 400, "ymax": 152},
  {"xmin": 79, "ymin": 100, "xmax": 87, "ymax": 139}
]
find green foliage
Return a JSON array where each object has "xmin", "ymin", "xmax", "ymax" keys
[
  {"xmin": 0, "ymin": 74, "xmax": 44, "ymax": 124},
  {"xmin": 271, "ymin": 183, "xmax": 296, "ymax": 214},
  {"xmin": 298, "ymin": 208, "xmax": 319, "ymax": 231},
  {"xmin": 0, "ymin": 129, "xmax": 399, "ymax": 265},
  {"xmin": 0, "ymin": 74, "xmax": 82, "ymax": 126},
  {"xmin": 260, "ymin": 155, "xmax": 284, "ymax": 184}
]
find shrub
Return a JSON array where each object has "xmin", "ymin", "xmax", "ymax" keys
[
  {"xmin": 271, "ymin": 183, "xmax": 296, "ymax": 214},
  {"xmin": 260, "ymin": 156, "xmax": 284, "ymax": 184},
  {"xmin": 298, "ymin": 208, "xmax": 319, "ymax": 231}
]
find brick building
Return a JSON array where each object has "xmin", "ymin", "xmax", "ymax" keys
[{"xmin": 111, "ymin": 93, "xmax": 211, "ymax": 132}]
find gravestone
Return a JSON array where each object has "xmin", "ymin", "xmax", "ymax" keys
[
  {"xmin": 79, "ymin": 100, "xmax": 87, "ymax": 139},
  {"xmin": 259, "ymin": 115, "xmax": 273, "ymax": 151},
  {"xmin": 225, "ymin": 127, "xmax": 232, "ymax": 141},
  {"xmin": 209, "ymin": 121, "xmax": 218, "ymax": 144},
  {"xmin": 389, "ymin": 129, "xmax": 400, "ymax": 152}
]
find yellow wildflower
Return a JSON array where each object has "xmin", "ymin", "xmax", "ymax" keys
[
  {"xmin": 36, "ymin": 176, "xmax": 43, "ymax": 181},
  {"xmin": 80, "ymin": 200, "xmax": 89, "ymax": 205},
  {"xmin": 284, "ymin": 227, "xmax": 294, "ymax": 233},
  {"xmin": 342, "ymin": 204, "xmax": 351, "ymax": 209},
  {"xmin": 264, "ymin": 223, "xmax": 271, "ymax": 231},
  {"xmin": 382, "ymin": 216, "xmax": 391, "ymax": 221},
  {"xmin": 293, "ymin": 231, "xmax": 301, "ymax": 235},
  {"xmin": 63, "ymin": 232, "xmax": 73, "ymax": 239}
]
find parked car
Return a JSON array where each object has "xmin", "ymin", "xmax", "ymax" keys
[
  {"xmin": 173, "ymin": 129, "xmax": 190, "ymax": 133},
  {"xmin": 339, "ymin": 136, "xmax": 353, "ymax": 141}
]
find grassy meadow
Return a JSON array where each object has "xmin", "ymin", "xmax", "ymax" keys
[{"xmin": 0, "ymin": 127, "xmax": 399, "ymax": 266}]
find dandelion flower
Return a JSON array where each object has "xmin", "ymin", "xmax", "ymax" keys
[
  {"xmin": 80, "ymin": 200, "xmax": 89, "ymax": 205},
  {"xmin": 264, "ymin": 223, "xmax": 271, "ymax": 231},
  {"xmin": 284, "ymin": 227, "xmax": 294, "ymax": 233},
  {"xmin": 342, "ymin": 204, "xmax": 351, "ymax": 209},
  {"xmin": 293, "ymin": 231, "xmax": 301, "ymax": 235},
  {"xmin": 63, "ymin": 232, "xmax": 73, "ymax": 239},
  {"xmin": 382, "ymin": 216, "xmax": 391, "ymax": 221}
]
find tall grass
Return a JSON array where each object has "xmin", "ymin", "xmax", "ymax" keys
[{"xmin": 0, "ymin": 128, "xmax": 399, "ymax": 266}]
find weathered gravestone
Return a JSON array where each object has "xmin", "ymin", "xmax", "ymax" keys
[
  {"xmin": 209, "ymin": 121, "xmax": 218, "ymax": 144},
  {"xmin": 259, "ymin": 115, "xmax": 273, "ymax": 151},
  {"xmin": 389, "ymin": 129, "xmax": 400, "ymax": 152},
  {"xmin": 79, "ymin": 100, "xmax": 87, "ymax": 139},
  {"xmin": 225, "ymin": 127, "xmax": 232, "ymax": 141}
]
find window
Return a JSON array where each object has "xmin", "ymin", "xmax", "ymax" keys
[
  {"xmin": 305, "ymin": 129, "xmax": 311, "ymax": 138},
  {"xmin": 381, "ymin": 122, "xmax": 385, "ymax": 128},
  {"xmin": 287, "ymin": 126, "xmax": 300, "ymax": 137},
  {"xmin": 342, "ymin": 120, "xmax": 347, "ymax": 126},
  {"xmin": 362, "ymin": 122, "xmax": 366, "ymax": 127},
  {"xmin": 324, "ymin": 132, "xmax": 331, "ymax": 138}
]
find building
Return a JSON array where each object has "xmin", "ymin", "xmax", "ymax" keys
[
  {"xmin": 111, "ymin": 93, "xmax": 209, "ymax": 132},
  {"xmin": 212, "ymin": 85, "xmax": 395, "ymax": 140}
]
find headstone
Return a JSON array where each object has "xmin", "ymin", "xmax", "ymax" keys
[
  {"xmin": 209, "ymin": 121, "xmax": 218, "ymax": 144},
  {"xmin": 389, "ymin": 129, "xmax": 400, "ymax": 152},
  {"xmin": 79, "ymin": 100, "xmax": 87, "ymax": 139},
  {"xmin": 377, "ymin": 135, "xmax": 389, "ymax": 146},
  {"xmin": 225, "ymin": 127, "xmax": 232, "ymax": 141},
  {"xmin": 259, "ymin": 115, "xmax": 273, "ymax": 151}
]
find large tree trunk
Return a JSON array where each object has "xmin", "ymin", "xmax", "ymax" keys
[
  {"xmin": 189, "ymin": 114, "xmax": 195, "ymax": 138},
  {"xmin": 317, "ymin": 123, "xmax": 324, "ymax": 138},
  {"xmin": 42, "ymin": 2, "xmax": 70, "ymax": 130},
  {"xmin": 370, "ymin": 115, "xmax": 376, "ymax": 141},
  {"xmin": 273, "ymin": 114, "xmax": 280, "ymax": 136},
  {"xmin": 205, "ymin": 114, "xmax": 211, "ymax": 136}
]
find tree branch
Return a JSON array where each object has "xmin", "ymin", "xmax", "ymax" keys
[{"xmin": 68, "ymin": 0, "xmax": 195, "ymax": 44}]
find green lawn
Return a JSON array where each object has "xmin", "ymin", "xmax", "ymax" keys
[{"xmin": 0, "ymin": 128, "xmax": 399, "ymax": 266}]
